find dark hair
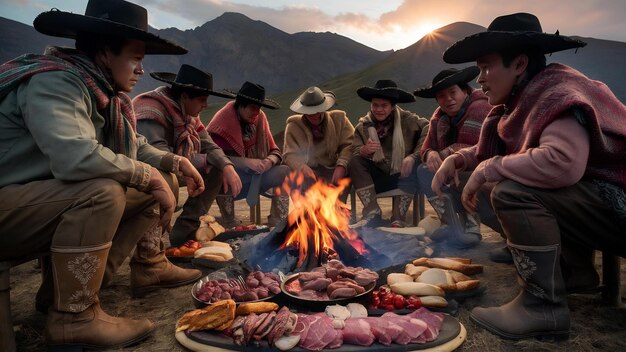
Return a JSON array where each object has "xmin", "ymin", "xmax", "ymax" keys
[
  {"xmin": 458, "ymin": 83, "xmax": 473, "ymax": 95},
  {"xmin": 234, "ymin": 96, "xmax": 257, "ymax": 110},
  {"xmin": 75, "ymin": 32, "xmax": 128, "ymax": 59},
  {"xmin": 500, "ymin": 46, "xmax": 547, "ymax": 80},
  {"xmin": 170, "ymin": 86, "xmax": 208, "ymax": 100}
]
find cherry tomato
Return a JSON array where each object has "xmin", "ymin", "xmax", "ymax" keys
[
  {"xmin": 393, "ymin": 295, "xmax": 406, "ymax": 309},
  {"xmin": 235, "ymin": 226, "xmax": 245, "ymax": 231},
  {"xmin": 384, "ymin": 304, "xmax": 395, "ymax": 311}
]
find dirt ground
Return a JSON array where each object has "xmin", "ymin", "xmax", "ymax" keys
[{"xmin": 8, "ymin": 193, "xmax": 626, "ymax": 351}]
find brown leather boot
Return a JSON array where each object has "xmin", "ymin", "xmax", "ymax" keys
[
  {"xmin": 130, "ymin": 224, "xmax": 201, "ymax": 298},
  {"xmin": 267, "ymin": 195, "xmax": 290, "ymax": 227},
  {"xmin": 390, "ymin": 194, "xmax": 412, "ymax": 227},
  {"xmin": 216, "ymin": 195, "xmax": 241, "ymax": 229},
  {"xmin": 46, "ymin": 243, "xmax": 154, "ymax": 349},
  {"xmin": 470, "ymin": 241, "xmax": 570, "ymax": 340},
  {"xmin": 355, "ymin": 185, "xmax": 382, "ymax": 225}
]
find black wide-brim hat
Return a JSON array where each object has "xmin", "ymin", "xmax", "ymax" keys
[
  {"xmin": 414, "ymin": 66, "xmax": 479, "ymax": 98},
  {"xmin": 228, "ymin": 81, "xmax": 280, "ymax": 110},
  {"xmin": 33, "ymin": 0, "xmax": 187, "ymax": 55},
  {"xmin": 443, "ymin": 12, "xmax": 586, "ymax": 64},
  {"xmin": 150, "ymin": 64, "xmax": 235, "ymax": 99},
  {"xmin": 357, "ymin": 79, "xmax": 415, "ymax": 104}
]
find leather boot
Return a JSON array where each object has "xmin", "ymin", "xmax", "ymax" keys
[
  {"xmin": 130, "ymin": 223, "xmax": 201, "ymax": 298},
  {"xmin": 46, "ymin": 243, "xmax": 154, "ymax": 349},
  {"xmin": 428, "ymin": 194, "xmax": 480, "ymax": 248},
  {"xmin": 35, "ymin": 256, "xmax": 52, "ymax": 314},
  {"xmin": 470, "ymin": 241, "xmax": 570, "ymax": 340},
  {"xmin": 267, "ymin": 195, "xmax": 290, "ymax": 227},
  {"xmin": 390, "ymin": 194, "xmax": 412, "ymax": 228},
  {"xmin": 489, "ymin": 246, "xmax": 513, "ymax": 263},
  {"xmin": 216, "ymin": 195, "xmax": 240, "ymax": 229},
  {"xmin": 355, "ymin": 185, "xmax": 383, "ymax": 226}
]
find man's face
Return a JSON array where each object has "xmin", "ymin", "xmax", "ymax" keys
[
  {"xmin": 105, "ymin": 39, "xmax": 146, "ymax": 93},
  {"xmin": 435, "ymin": 85, "xmax": 468, "ymax": 116},
  {"xmin": 238, "ymin": 103, "xmax": 262, "ymax": 123},
  {"xmin": 476, "ymin": 52, "xmax": 520, "ymax": 106},
  {"xmin": 183, "ymin": 94, "xmax": 209, "ymax": 117},
  {"xmin": 304, "ymin": 112, "xmax": 322, "ymax": 125},
  {"xmin": 370, "ymin": 98, "xmax": 394, "ymax": 121}
]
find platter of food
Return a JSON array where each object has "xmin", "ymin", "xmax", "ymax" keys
[
  {"xmin": 165, "ymin": 240, "xmax": 202, "ymax": 263},
  {"xmin": 191, "ymin": 271, "xmax": 282, "ymax": 308}
]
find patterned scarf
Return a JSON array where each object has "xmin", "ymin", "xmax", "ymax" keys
[
  {"xmin": 304, "ymin": 114, "xmax": 325, "ymax": 141},
  {"xmin": 362, "ymin": 106, "xmax": 405, "ymax": 174},
  {"xmin": 0, "ymin": 46, "xmax": 137, "ymax": 158},
  {"xmin": 475, "ymin": 63, "xmax": 626, "ymax": 188},
  {"xmin": 134, "ymin": 86, "xmax": 203, "ymax": 159}
]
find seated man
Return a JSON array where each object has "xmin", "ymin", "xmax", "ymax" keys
[
  {"xmin": 207, "ymin": 82, "xmax": 290, "ymax": 227},
  {"xmin": 283, "ymin": 86, "xmax": 354, "ymax": 201},
  {"xmin": 134, "ymin": 64, "xmax": 242, "ymax": 247},
  {"xmin": 435, "ymin": 12, "xmax": 626, "ymax": 340},
  {"xmin": 349, "ymin": 80, "xmax": 430, "ymax": 227},
  {"xmin": 413, "ymin": 67, "xmax": 498, "ymax": 249},
  {"xmin": 0, "ymin": 0, "xmax": 203, "ymax": 349}
]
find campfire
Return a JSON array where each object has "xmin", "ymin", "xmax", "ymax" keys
[
  {"xmin": 236, "ymin": 172, "xmax": 431, "ymax": 275},
  {"xmin": 277, "ymin": 173, "xmax": 366, "ymax": 270}
]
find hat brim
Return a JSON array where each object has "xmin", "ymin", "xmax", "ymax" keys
[
  {"xmin": 356, "ymin": 86, "xmax": 415, "ymax": 104},
  {"xmin": 227, "ymin": 90, "xmax": 280, "ymax": 110},
  {"xmin": 289, "ymin": 93, "xmax": 336, "ymax": 114},
  {"xmin": 443, "ymin": 31, "xmax": 586, "ymax": 64},
  {"xmin": 33, "ymin": 11, "xmax": 187, "ymax": 55},
  {"xmin": 149, "ymin": 72, "xmax": 236, "ymax": 99},
  {"xmin": 414, "ymin": 66, "xmax": 480, "ymax": 98}
]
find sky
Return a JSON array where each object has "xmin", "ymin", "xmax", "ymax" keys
[{"xmin": 1, "ymin": 0, "xmax": 625, "ymax": 51}]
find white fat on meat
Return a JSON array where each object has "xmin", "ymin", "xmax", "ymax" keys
[
  {"xmin": 274, "ymin": 334, "xmax": 300, "ymax": 351},
  {"xmin": 346, "ymin": 303, "xmax": 368, "ymax": 318},
  {"xmin": 325, "ymin": 304, "xmax": 351, "ymax": 320}
]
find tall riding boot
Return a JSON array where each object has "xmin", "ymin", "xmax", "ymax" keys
[
  {"xmin": 355, "ymin": 185, "xmax": 382, "ymax": 226},
  {"xmin": 427, "ymin": 194, "xmax": 461, "ymax": 242},
  {"xmin": 267, "ymin": 195, "xmax": 290, "ymax": 227},
  {"xmin": 391, "ymin": 194, "xmax": 413, "ymax": 228},
  {"xmin": 561, "ymin": 244, "xmax": 600, "ymax": 293},
  {"xmin": 130, "ymin": 222, "xmax": 201, "ymax": 298},
  {"xmin": 46, "ymin": 243, "xmax": 154, "ymax": 349},
  {"xmin": 470, "ymin": 241, "xmax": 570, "ymax": 340},
  {"xmin": 216, "ymin": 195, "xmax": 240, "ymax": 229}
]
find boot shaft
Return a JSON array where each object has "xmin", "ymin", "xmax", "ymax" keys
[
  {"xmin": 355, "ymin": 185, "xmax": 381, "ymax": 219},
  {"xmin": 50, "ymin": 243, "xmax": 111, "ymax": 313},
  {"xmin": 268, "ymin": 195, "xmax": 290, "ymax": 227}
]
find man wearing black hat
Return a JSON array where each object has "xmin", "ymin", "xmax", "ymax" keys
[
  {"xmin": 134, "ymin": 64, "xmax": 243, "ymax": 247},
  {"xmin": 433, "ymin": 12, "xmax": 626, "ymax": 340},
  {"xmin": 413, "ymin": 67, "xmax": 498, "ymax": 250},
  {"xmin": 349, "ymin": 80, "xmax": 429, "ymax": 227},
  {"xmin": 0, "ymin": 0, "xmax": 204, "ymax": 349},
  {"xmin": 207, "ymin": 81, "xmax": 290, "ymax": 227}
]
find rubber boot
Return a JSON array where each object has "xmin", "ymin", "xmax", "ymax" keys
[
  {"xmin": 470, "ymin": 241, "xmax": 570, "ymax": 340},
  {"xmin": 390, "ymin": 194, "xmax": 412, "ymax": 228},
  {"xmin": 216, "ymin": 195, "xmax": 241, "ymax": 229},
  {"xmin": 130, "ymin": 223, "xmax": 201, "ymax": 298},
  {"xmin": 45, "ymin": 243, "xmax": 154, "ymax": 349},
  {"xmin": 267, "ymin": 195, "xmax": 290, "ymax": 227},
  {"xmin": 355, "ymin": 185, "xmax": 383, "ymax": 227}
]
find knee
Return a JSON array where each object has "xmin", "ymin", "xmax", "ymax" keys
[
  {"xmin": 347, "ymin": 156, "xmax": 368, "ymax": 173},
  {"xmin": 491, "ymin": 180, "xmax": 526, "ymax": 209},
  {"xmin": 91, "ymin": 179, "xmax": 126, "ymax": 213}
]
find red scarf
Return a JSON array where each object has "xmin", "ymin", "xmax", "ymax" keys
[
  {"xmin": 476, "ymin": 63, "xmax": 626, "ymax": 188},
  {"xmin": 133, "ymin": 86, "xmax": 203, "ymax": 159},
  {"xmin": 206, "ymin": 101, "xmax": 278, "ymax": 158}
]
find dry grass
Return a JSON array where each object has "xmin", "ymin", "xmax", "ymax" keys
[{"xmin": 7, "ymin": 195, "xmax": 626, "ymax": 351}]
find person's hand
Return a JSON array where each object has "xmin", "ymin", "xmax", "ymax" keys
[
  {"xmin": 360, "ymin": 139, "xmax": 381, "ymax": 157},
  {"xmin": 179, "ymin": 157, "xmax": 204, "ymax": 197},
  {"xmin": 260, "ymin": 158, "xmax": 273, "ymax": 173},
  {"xmin": 244, "ymin": 158, "xmax": 265, "ymax": 174},
  {"xmin": 400, "ymin": 156, "xmax": 416, "ymax": 178},
  {"xmin": 425, "ymin": 150, "xmax": 443, "ymax": 173},
  {"xmin": 331, "ymin": 165, "xmax": 346, "ymax": 184},
  {"xmin": 222, "ymin": 164, "xmax": 242, "ymax": 197},
  {"xmin": 146, "ymin": 167, "xmax": 177, "ymax": 230},
  {"xmin": 431, "ymin": 154, "xmax": 461, "ymax": 198},
  {"xmin": 461, "ymin": 162, "xmax": 487, "ymax": 214},
  {"xmin": 300, "ymin": 165, "xmax": 317, "ymax": 180}
]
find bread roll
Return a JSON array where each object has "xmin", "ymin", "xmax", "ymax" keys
[
  {"xmin": 194, "ymin": 246, "xmax": 233, "ymax": 260},
  {"xmin": 390, "ymin": 282, "xmax": 445, "ymax": 297},
  {"xmin": 416, "ymin": 268, "xmax": 457, "ymax": 291},
  {"xmin": 405, "ymin": 263, "xmax": 429, "ymax": 278},
  {"xmin": 176, "ymin": 299, "xmax": 236, "ymax": 332},
  {"xmin": 456, "ymin": 279, "xmax": 481, "ymax": 291},
  {"xmin": 236, "ymin": 302, "xmax": 279, "ymax": 316},
  {"xmin": 203, "ymin": 241, "xmax": 232, "ymax": 249},
  {"xmin": 418, "ymin": 295, "xmax": 448, "ymax": 308},
  {"xmin": 387, "ymin": 273, "xmax": 414, "ymax": 286},
  {"xmin": 412, "ymin": 257, "xmax": 483, "ymax": 275}
]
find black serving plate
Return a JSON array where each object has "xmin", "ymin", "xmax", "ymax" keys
[{"xmin": 213, "ymin": 226, "xmax": 270, "ymax": 241}]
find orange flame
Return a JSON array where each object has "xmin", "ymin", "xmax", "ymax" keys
[{"xmin": 279, "ymin": 171, "xmax": 365, "ymax": 267}]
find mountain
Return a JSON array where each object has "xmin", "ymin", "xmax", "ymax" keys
[{"xmin": 0, "ymin": 12, "xmax": 390, "ymax": 95}]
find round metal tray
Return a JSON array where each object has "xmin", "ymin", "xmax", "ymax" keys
[
  {"xmin": 280, "ymin": 273, "xmax": 375, "ymax": 310},
  {"xmin": 191, "ymin": 275, "xmax": 279, "ymax": 308}
]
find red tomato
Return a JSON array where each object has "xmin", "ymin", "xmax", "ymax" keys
[
  {"xmin": 407, "ymin": 295, "xmax": 422, "ymax": 308},
  {"xmin": 370, "ymin": 296, "xmax": 380, "ymax": 307},
  {"xmin": 382, "ymin": 294, "xmax": 395, "ymax": 306},
  {"xmin": 234, "ymin": 226, "xmax": 245, "ymax": 231},
  {"xmin": 393, "ymin": 295, "xmax": 406, "ymax": 309},
  {"xmin": 384, "ymin": 304, "xmax": 395, "ymax": 311}
]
